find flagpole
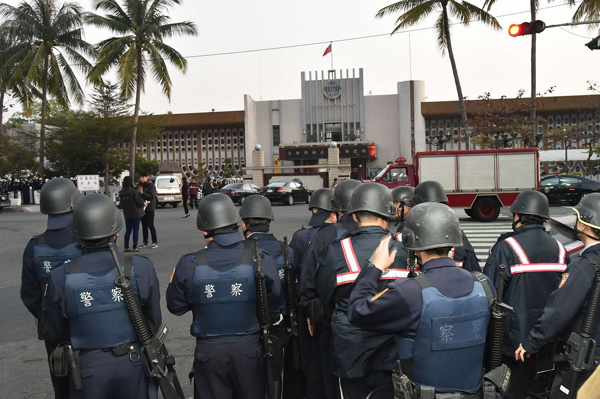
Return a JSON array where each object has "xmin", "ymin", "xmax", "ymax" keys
[{"xmin": 330, "ymin": 41, "xmax": 333, "ymax": 70}]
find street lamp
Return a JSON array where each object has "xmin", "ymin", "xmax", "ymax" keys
[{"xmin": 426, "ymin": 129, "xmax": 452, "ymax": 150}]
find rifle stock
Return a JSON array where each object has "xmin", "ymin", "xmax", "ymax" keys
[{"xmin": 283, "ymin": 236, "xmax": 301, "ymax": 370}]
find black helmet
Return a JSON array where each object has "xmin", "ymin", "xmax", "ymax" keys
[
  {"xmin": 333, "ymin": 179, "xmax": 361, "ymax": 212},
  {"xmin": 573, "ymin": 193, "xmax": 600, "ymax": 230},
  {"xmin": 413, "ymin": 181, "xmax": 448, "ymax": 205},
  {"xmin": 40, "ymin": 178, "xmax": 81, "ymax": 215},
  {"xmin": 510, "ymin": 190, "xmax": 549, "ymax": 219},
  {"xmin": 309, "ymin": 188, "xmax": 335, "ymax": 211},
  {"xmin": 347, "ymin": 183, "xmax": 396, "ymax": 220},
  {"xmin": 72, "ymin": 194, "xmax": 123, "ymax": 240},
  {"xmin": 239, "ymin": 194, "xmax": 274, "ymax": 220},
  {"xmin": 403, "ymin": 202, "xmax": 463, "ymax": 250},
  {"xmin": 392, "ymin": 186, "xmax": 415, "ymax": 206},
  {"xmin": 197, "ymin": 193, "xmax": 241, "ymax": 231}
]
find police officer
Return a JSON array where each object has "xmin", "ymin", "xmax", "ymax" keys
[
  {"xmin": 44, "ymin": 193, "xmax": 161, "ymax": 399},
  {"xmin": 21, "ymin": 177, "xmax": 82, "ymax": 399},
  {"xmin": 300, "ymin": 179, "xmax": 360, "ymax": 399},
  {"xmin": 391, "ymin": 186, "xmax": 414, "ymax": 237},
  {"xmin": 348, "ymin": 202, "xmax": 494, "ymax": 396},
  {"xmin": 166, "ymin": 193, "xmax": 281, "ymax": 399},
  {"xmin": 515, "ymin": 193, "xmax": 600, "ymax": 394},
  {"xmin": 484, "ymin": 190, "xmax": 569, "ymax": 399},
  {"xmin": 413, "ymin": 180, "xmax": 481, "ymax": 272},
  {"xmin": 315, "ymin": 182, "xmax": 409, "ymax": 399}
]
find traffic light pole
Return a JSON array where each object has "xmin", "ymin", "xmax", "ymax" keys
[{"xmin": 544, "ymin": 20, "xmax": 600, "ymax": 29}]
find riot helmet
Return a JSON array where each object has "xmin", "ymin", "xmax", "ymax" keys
[
  {"xmin": 333, "ymin": 179, "xmax": 361, "ymax": 212},
  {"xmin": 509, "ymin": 190, "xmax": 549, "ymax": 219},
  {"xmin": 197, "ymin": 193, "xmax": 241, "ymax": 231},
  {"xmin": 413, "ymin": 181, "xmax": 448, "ymax": 205},
  {"xmin": 72, "ymin": 193, "xmax": 123, "ymax": 240},
  {"xmin": 402, "ymin": 202, "xmax": 463, "ymax": 251},
  {"xmin": 392, "ymin": 186, "xmax": 415, "ymax": 206},
  {"xmin": 239, "ymin": 194, "xmax": 274, "ymax": 220},
  {"xmin": 572, "ymin": 193, "xmax": 600, "ymax": 240},
  {"xmin": 347, "ymin": 183, "xmax": 396, "ymax": 220},
  {"xmin": 309, "ymin": 188, "xmax": 335, "ymax": 211},
  {"xmin": 40, "ymin": 178, "xmax": 81, "ymax": 215}
]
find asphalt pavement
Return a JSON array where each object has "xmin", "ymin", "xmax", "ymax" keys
[{"xmin": 0, "ymin": 202, "xmax": 575, "ymax": 399}]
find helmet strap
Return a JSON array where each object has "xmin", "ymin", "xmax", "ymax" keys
[{"xmin": 511, "ymin": 215, "xmax": 522, "ymax": 231}]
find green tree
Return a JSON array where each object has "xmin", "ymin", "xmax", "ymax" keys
[
  {"xmin": 376, "ymin": 1, "xmax": 501, "ymax": 126},
  {"xmin": 87, "ymin": 0, "xmax": 198, "ymax": 178},
  {"xmin": 134, "ymin": 154, "xmax": 159, "ymax": 180},
  {"xmin": 0, "ymin": 0, "xmax": 94, "ymax": 178},
  {"xmin": 568, "ymin": 0, "xmax": 600, "ymax": 23}
]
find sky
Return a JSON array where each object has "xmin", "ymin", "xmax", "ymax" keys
[{"xmin": 2, "ymin": 0, "xmax": 600, "ymax": 118}]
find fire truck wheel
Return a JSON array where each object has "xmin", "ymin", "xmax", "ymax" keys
[{"xmin": 471, "ymin": 198, "xmax": 500, "ymax": 222}]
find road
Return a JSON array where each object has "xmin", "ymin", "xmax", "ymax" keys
[{"xmin": 0, "ymin": 203, "xmax": 573, "ymax": 399}]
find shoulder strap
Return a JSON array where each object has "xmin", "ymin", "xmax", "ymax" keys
[
  {"xmin": 414, "ymin": 273, "xmax": 432, "ymax": 290},
  {"xmin": 194, "ymin": 249, "xmax": 207, "ymax": 266},
  {"xmin": 471, "ymin": 271, "xmax": 495, "ymax": 308},
  {"xmin": 65, "ymin": 258, "xmax": 81, "ymax": 273},
  {"xmin": 124, "ymin": 255, "xmax": 134, "ymax": 278},
  {"xmin": 581, "ymin": 252, "xmax": 600, "ymax": 274},
  {"xmin": 37, "ymin": 232, "xmax": 46, "ymax": 245}
]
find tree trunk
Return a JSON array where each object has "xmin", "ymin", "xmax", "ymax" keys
[
  {"xmin": 443, "ymin": 4, "xmax": 468, "ymax": 127},
  {"xmin": 129, "ymin": 48, "xmax": 143, "ymax": 179},
  {"xmin": 0, "ymin": 90, "xmax": 5, "ymax": 157},
  {"xmin": 39, "ymin": 56, "xmax": 50, "ymax": 178},
  {"xmin": 104, "ymin": 137, "xmax": 110, "ymax": 195},
  {"xmin": 530, "ymin": 0, "xmax": 537, "ymax": 123}
]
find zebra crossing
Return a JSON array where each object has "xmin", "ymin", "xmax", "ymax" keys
[{"xmin": 459, "ymin": 216, "xmax": 513, "ymax": 268}]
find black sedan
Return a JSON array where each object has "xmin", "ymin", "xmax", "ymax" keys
[
  {"xmin": 218, "ymin": 183, "xmax": 260, "ymax": 205},
  {"xmin": 540, "ymin": 174, "xmax": 600, "ymax": 206},
  {"xmin": 261, "ymin": 181, "xmax": 311, "ymax": 205}
]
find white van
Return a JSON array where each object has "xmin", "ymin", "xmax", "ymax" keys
[{"xmin": 150, "ymin": 175, "xmax": 182, "ymax": 208}]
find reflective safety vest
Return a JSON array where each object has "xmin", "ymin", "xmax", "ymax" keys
[
  {"xmin": 336, "ymin": 237, "xmax": 410, "ymax": 286},
  {"xmin": 64, "ymin": 257, "xmax": 138, "ymax": 350},
  {"xmin": 505, "ymin": 236, "xmax": 567, "ymax": 274},
  {"xmin": 191, "ymin": 247, "xmax": 258, "ymax": 337},
  {"xmin": 397, "ymin": 273, "xmax": 491, "ymax": 393},
  {"xmin": 33, "ymin": 233, "xmax": 82, "ymax": 290}
]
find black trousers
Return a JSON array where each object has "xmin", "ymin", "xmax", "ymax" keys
[
  {"xmin": 190, "ymin": 195, "xmax": 198, "ymax": 209},
  {"xmin": 141, "ymin": 211, "xmax": 158, "ymax": 244},
  {"xmin": 182, "ymin": 194, "xmax": 189, "ymax": 215}
]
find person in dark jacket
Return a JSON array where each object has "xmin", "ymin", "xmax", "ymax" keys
[
  {"xmin": 118, "ymin": 176, "xmax": 145, "ymax": 252},
  {"xmin": 516, "ymin": 193, "xmax": 600, "ymax": 395},
  {"xmin": 138, "ymin": 172, "xmax": 158, "ymax": 248},
  {"xmin": 182, "ymin": 176, "xmax": 190, "ymax": 218},
  {"xmin": 484, "ymin": 190, "xmax": 569, "ymax": 399}
]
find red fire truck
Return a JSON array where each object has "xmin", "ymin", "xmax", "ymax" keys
[{"xmin": 369, "ymin": 148, "xmax": 540, "ymax": 222}]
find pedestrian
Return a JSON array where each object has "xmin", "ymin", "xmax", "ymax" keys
[
  {"xmin": 348, "ymin": 202, "xmax": 495, "ymax": 396},
  {"xmin": 515, "ymin": 193, "xmax": 600, "ymax": 395},
  {"xmin": 412, "ymin": 181, "xmax": 481, "ymax": 272},
  {"xmin": 166, "ymin": 193, "xmax": 281, "ymax": 399},
  {"xmin": 189, "ymin": 178, "xmax": 200, "ymax": 209},
  {"xmin": 300, "ymin": 179, "xmax": 361, "ymax": 399},
  {"xmin": 315, "ymin": 183, "xmax": 408, "ymax": 399},
  {"xmin": 20, "ymin": 178, "xmax": 83, "ymax": 399},
  {"xmin": 391, "ymin": 186, "xmax": 415, "ymax": 237},
  {"xmin": 138, "ymin": 172, "xmax": 158, "ymax": 249},
  {"xmin": 44, "ymin": 193, "xmax": 161, "ymax": 399},
  {"xmin": 118, "ymin": 176, "xmax": 144, "ymax": 252},
  {"xmin": 485, "ymin": 190, "xmax": 569, "ymax": 399},
  {"xmin": 182, "ymin": 176, "xmax": 190, "ymax": 218},
  {"xmin": 330, "ymin": 178, "xmax": 338, "ymax": 189}
]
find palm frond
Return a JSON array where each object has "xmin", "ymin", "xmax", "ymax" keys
[
  {"xmin": 158, "ymin": 21, "xmax": 198, "ymax": 38},
  {"xmin": 452, "ymin": 0, "xmax": 501, "ymax": 29},
  {"xmin": 146, "ymin": 42, "xmax": 172, "ymax": 98}
]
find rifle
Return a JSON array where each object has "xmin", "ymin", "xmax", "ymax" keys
[
  {"xmin": 108, "ymin": 243, "xmax": 184, "ymax": 399},
  {"xmin": 253, "ymin": 240, "xmax": 279, "ymax": 399},
  {"xmin": 283, "ymin": 236, "xmax": 301, "ymax": 370},
  {"xmin": 552, "ymin": 254, "xmax": 600, "ymax": 399},
  {"xmin": 392, "ymin": 360, "xmax": 415, "ymax": 399},
  {"xmin": 407, "ymin": 250, "xmax": 417, "ymax": 278},
  {"xmin": 488, "ymin": 264, "xmax": 514, "ymax": 371}
]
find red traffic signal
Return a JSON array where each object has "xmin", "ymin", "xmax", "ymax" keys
[{"xmin": 508, "ymin": 20, "xmax": 546, "ymax": 37}]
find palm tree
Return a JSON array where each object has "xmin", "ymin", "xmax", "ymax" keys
[
  {"xmin": 568, "ymin": 0, "xmax": 600, "ymax": 22},
  {"xmin": 87, "ymin": 0, "xmax": 197, "ymax": 178},
  {"xmin": 0, "ymin": 0, "xmax": 94, "ymax": 178},
  {"xmin": 377, "ymin": 1, "xmax": 501, "ymax": 125}
]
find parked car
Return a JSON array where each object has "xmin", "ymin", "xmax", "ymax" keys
[
  {"xmin": 150, "ymin": 175, "xmax": 182, "ymax": 208},
  {"xmin": 540, "ymin": 174, "xmax": 600, "ymax": 206},
  {"xmin": 218, "ymin": 183, "xmax": 260, "ymax": 205},
  {"xmin": 261, "ymin": 180, "xmax": 311, "ymax": 205},
  {"xmin": 0, "ymin": 190, "xmax": 10, "ymax": 211}
]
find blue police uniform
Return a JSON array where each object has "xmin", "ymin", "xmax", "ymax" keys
[
  {"xmin": 315, "ymin": 226, "xmax": 409, "ymax": 399},
  {"xmin": 484, "ymin": 224, "xmax": 569, "ymax": 398},
  {"xmin": 21, "ymin": 214, "xmax": 82, "ymax": 399},
  {"xmin": 522, "ymin": 243, "xmax": 600, "ymax": 394},
  {"xmin": 45, "ymin": 249, "xmax": 161, "ymax": 399},
  {"xmin": 348, "ymin": 257, "xmax": 494, "ymax": 394},
  {"xmin": 166, "ymin": 232, "xmax": 281, "ymax": 399}
]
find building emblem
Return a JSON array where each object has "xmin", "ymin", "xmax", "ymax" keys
[{"xmin": 323, "ymin": 80, "xmax": 342, "ymax": 100}]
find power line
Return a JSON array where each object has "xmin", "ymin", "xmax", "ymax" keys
[{"xmin": 558, "ymin": 26, "xmax": 595, "ymax": 39}]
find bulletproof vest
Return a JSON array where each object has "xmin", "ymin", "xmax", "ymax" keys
[
  {"xmin": 64, "ymin": 257, "xmax": 138, "ymax": 350},
  {"xmin": 33, "ymin": 233, "xmax": 82, "ymax": 290},
  {"xmin": 191, "ymin": 246, "xmax": 258, "ymax": 337},
  {"xmin": 397, "ymin": 274, "xmax": 490, "ymax": 393}
]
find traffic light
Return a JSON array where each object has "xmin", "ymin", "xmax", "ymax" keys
[
  {"xmin": 508, "ymin": 20, "xmax": 546, "ymax": 37},
  {"xmin": 586, "ymin": 36, "xmax": 600, "ymax": 50}
]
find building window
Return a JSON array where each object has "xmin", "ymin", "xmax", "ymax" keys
[{"xmin": 273, "ymin": 125, "xmax": 281, "ymax": 146}]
